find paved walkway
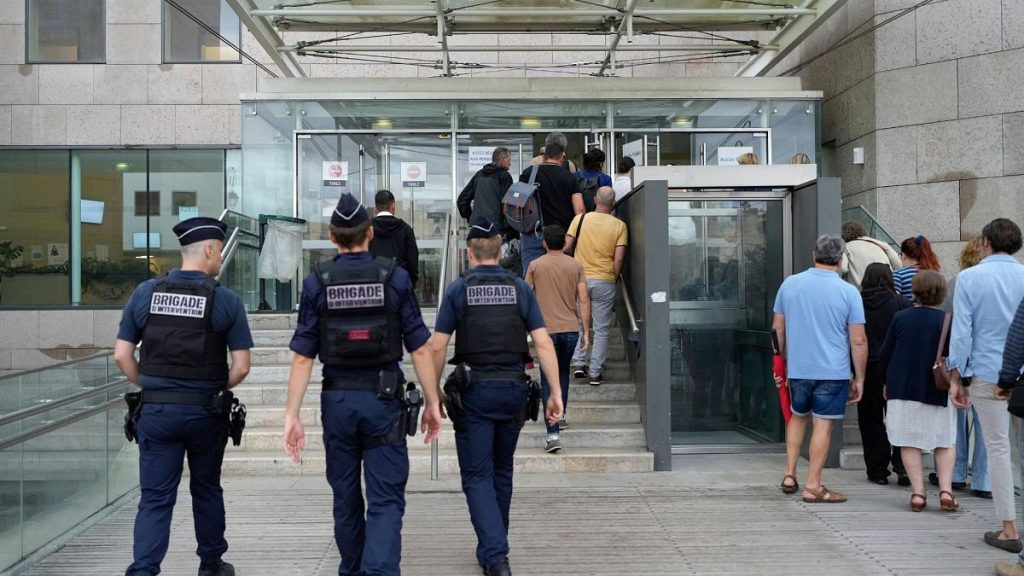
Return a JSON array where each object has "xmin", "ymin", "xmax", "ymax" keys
[{"xmin": 17, "ymin": 454, "xmax": 1017, "ymax": 576}]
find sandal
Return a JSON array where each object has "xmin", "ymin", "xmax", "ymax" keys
[
  {"xmin": 780, "ymin": 474, "xmax": 799, "ymax": 495},
  {"xmin": 910, "ymin": 493, "xmax": 927, "ymax": 512},
  {"xmin": 802, "ymin": 485, "xmax": 847, "ymax": 504},
  {"xmin": 939, "ymin": 490, "xmax": 960, "ymax": 512}
]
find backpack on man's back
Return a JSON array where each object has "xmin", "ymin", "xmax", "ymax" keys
[
  {"xmin": 575, "ymin": 173, "xmax": 599, "ymax": 213},
  {"xmin": 502, "ymin": 164, "xmax": 542, "ymax": 234}
]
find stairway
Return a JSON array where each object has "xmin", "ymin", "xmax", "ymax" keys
[{"xmin": 223, "ymin": 313, "xmax": 654, "ymax": 475}]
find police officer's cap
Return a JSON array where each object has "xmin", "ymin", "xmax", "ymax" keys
[
  {"xmin": 466, "ymin": 216, "xmax": 500, "ymax": 240},
  {"xmin": 330, "ymin": 193, "xmax": 369, "ymax": 228},
  {"xmin": 173, "ymin": 217, "xmax": 227, "ymax": 246}
]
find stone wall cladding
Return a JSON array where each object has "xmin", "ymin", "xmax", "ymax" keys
[{"xmin": 772, "ymin": 0, "xmax": 1024, "ymax": 276}]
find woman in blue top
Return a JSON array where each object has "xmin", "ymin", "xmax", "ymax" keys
[
  {"xmin": 879, "ymin": 270, "xmax": 958, "ymax": 513},
  {"xmin": 893, "ymin": 235, "xmax": 941, "ymax": 301},
  {"xmin": 575, "ymin": 148, "xmax": 612, "ymax": 212}
]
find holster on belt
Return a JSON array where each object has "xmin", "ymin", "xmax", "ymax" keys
[{"xmin": 123, "ymin": 391, "xmax": 142, "ymax": 443}]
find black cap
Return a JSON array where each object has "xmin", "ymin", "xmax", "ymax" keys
[
  {"xmin": 173, "ymin": 217, "xmax": 227, "ymax": 246},
  {"xmin": 330, "ymin": 193, "xmax": 369, "ymax": 227},
  {"xmin": 466, "ymin": 216, "xmax": 499, "ymax": 240}
]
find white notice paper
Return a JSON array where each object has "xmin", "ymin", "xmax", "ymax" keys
[
  {"xmin": 717, "ymin": 146, "xmax": 754, "ymax": 166},
  {"xmin": 468, "ymin": 147, "xmax": 494, "ymax": 171},
  {"xmin": 622, "ymin": 139, "xmax": 645, "ymax": 166}
]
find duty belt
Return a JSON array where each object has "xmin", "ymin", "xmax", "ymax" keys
[
  {"xmin": 141, "ymin": 390, "xmax": 222, "ymax": 406},
  {"xmin": 322, "ymin": 378, "xmax": 378, "ymax": 392},
  {"xmin": 470, "ymin": 371, "xmax": 530, "ymax": 384}
]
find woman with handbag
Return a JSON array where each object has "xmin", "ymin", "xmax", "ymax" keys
[{"xmin": 878, "ymin": 270, "xmax": 958, "ymax": 512}]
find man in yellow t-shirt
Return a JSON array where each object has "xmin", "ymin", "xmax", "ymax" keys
[{"xmin": 563, "ymin": 186, "xmax": 628, "ymax": 385}]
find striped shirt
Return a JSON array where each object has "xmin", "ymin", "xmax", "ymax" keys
[{"xmin": 892, "ymin": 266, "xmax": 918, "ymax": 302}]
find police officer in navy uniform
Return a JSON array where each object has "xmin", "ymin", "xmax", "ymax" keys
[
  {"xmin": 429, "ymin": 216, "xmax": 564, "ymax": 576},
  {"xmin": 282, "ymin": 193, "xmax": 442, "ymax": 576},
  {"xmin": 114, "ymin": 217, "xmax": 254, "ymax": 576}
]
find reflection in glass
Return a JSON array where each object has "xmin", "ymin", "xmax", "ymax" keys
[
  {"xmin": 0, "ymin": 151, "xmax": 70, "ymax": 306},
  {"xmin": 27, "ymin": 0, "xmax": 105, "ymax": 63},
  {"xmin": 20, "ymin": 413, "xmax": 108, "ymax": 557},
  {"xmin": 163, "ymin": 0, "xmax": 241, "ymax": 63},
  {"xmin": 0, "ymin": 444, "xmax": 22, "ymax": 570},
  {"xmin": 670, "ymin": 200, "xmax": 784, "ymax": 444},
  {"xmin": 78, "ymin": 151, "xmax": 151, "ymax": 305}
]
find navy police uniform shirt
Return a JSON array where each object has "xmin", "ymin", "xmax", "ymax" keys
[
  {"xmin": 435, "ymin": 264, "xmax": 546, "ymax": 373},
  {"xmin": 117, "ymin": 269, "xmax": 254, "ymax": 392},
  {"xmin": 289, "ymin": 252, "xmax": 430, "ymax": 380}
]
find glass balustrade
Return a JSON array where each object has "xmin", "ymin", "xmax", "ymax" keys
[{"xmin": 0, "ymin": 355, "xmax": 138, "ymax": 572}]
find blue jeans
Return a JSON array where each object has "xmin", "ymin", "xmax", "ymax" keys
[
  {"xmin": 954, "ymin": 406, "xmax": 989, "ymax": 490},
  {"xmin": 520, "ymin": 231, "xmax": 544, "ymax": 278},
  {"xmin": 126, "ymin": 404, "xmax": 229, "ymax": 576},
  {"xmin": 454, "ymin": 379, "xmax": 529, "ymax": 567},
  {"xmin": 321, "ymin": 390, "xmax": 408, "ymax": 576},
  {"xmin": 788, "ymin": 379, "xmax": 850, "ymax": 419},
  {"xmin": 542, "ymin": 332, "xmax": 579, "ymax": 435}
]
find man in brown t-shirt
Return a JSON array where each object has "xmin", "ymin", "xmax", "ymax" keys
[{"xmin": 526, "ymin": 224, "xmax": 591, "ymax": 453}]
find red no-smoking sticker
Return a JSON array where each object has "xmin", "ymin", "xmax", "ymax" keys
[{"xmin": 400, "ymin": 162, "xmax": 426, "ymax": 188}]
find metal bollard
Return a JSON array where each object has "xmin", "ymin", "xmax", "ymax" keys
[{"xmin": 430, "ymin": 438, "xmax": 439, "ymax": 480}]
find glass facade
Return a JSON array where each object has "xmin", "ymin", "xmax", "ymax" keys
[
  {"xmin": 669, "ymin": 199, "xmax": 786, "ymax": 444},
  {"xmin": 0, "ymin": 150, "xmax": 230, "ymax": 307},
  {"xmin": 243, "ymin": 97, "xmax": 819, "ymax": 306},
  {"xmin": 27, "ymin": 0, "xmax": 105, "ymax": 63},
  {"xmin": 162, "ymin": 0, "xmax": 242, "ymax": 63}
]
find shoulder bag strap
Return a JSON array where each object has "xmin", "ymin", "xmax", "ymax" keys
[
  {"xmin": 573, "ymin": 212, "xmax": 587, "ymax": 243},
  {"xmin": 860, "ymin": 237, "xmax": 892, "ymax": 260},
  {"xmin": 936, "ymin": 312, "xmax": 951, "ymax": 364},
  {"xmin": 528, "ymin": 164, "xmax": 540, "ymax": 186}
]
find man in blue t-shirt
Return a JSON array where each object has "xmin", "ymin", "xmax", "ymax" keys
[
  {"xmin": 115, "ymin": 217, "xmax": 253, "ymax": 576},
  {"xmin": 773, "ymin": 233, "xmax": 866, "ymax": 505}
]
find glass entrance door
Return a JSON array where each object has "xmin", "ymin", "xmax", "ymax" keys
[
  {"xmin": 668, "ymin": 198, "xmax": 786, "ymax": 445},
  {"xmin": 295, "ymin": 131, "xmax": 452, "ymax": 305},
  {"xmin": 615, "ymin": 130, "xmax": 770, "ymax": 167}
]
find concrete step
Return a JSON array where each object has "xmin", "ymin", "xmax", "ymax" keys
[
  {"xmin": 243, "ymin": 361, "xmax": 631, "ymax": 383},
  {"xmin": 840, "ymin": 447, "xmax": 934, "ymax": 471},
  {"xmin": 221, "ymin": 447, "xmax": 654, "ymax": 476},
  {"xmin": 233, "ymin": 381, "xmax": 637, "ymax": 406},
  {"xmin": 247, "ymin": 312, "xmax": 438, "ymax": 332},
  {"xmin": 244, "ymin": 400, "xmax": 640, "ymax": 428},
  {"xmin": 842, "ymin": 423, "xmax": 863, "ymax": 446},
  {"xmin": 235, "ymin": 422, "xmax": 646, "ymax": 453}
]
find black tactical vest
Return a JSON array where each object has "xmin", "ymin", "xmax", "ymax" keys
[
  {"xmin": 139, "ymin": 277, "xmax": 229, "ymax": 381},
  {"xmin": 317, "ymin": 256, "xmax": 403, "ymax": 368},
  {"xmin": 451, "ymin": 271, "xmax": 530, "ymax": 366}
]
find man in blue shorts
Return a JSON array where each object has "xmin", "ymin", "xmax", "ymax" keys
[{"xmin": 773, "ymin": 233, "xmax": 866, "ymax": 503}]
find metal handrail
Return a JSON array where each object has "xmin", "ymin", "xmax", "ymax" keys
[
  {"xmin": 430, "ymin": 214, "xmax": 453, "ymax": 481},
  {"xmin": 0, "ymin": 351, "xmax": 112, "ymax": 382},
  {"xmin": 619, "ymin": 274, "xmax": 640, "ymax": 342},
  {"xmin": 436, "ymin": 214, "xmax": 453, "ymax": 306},
  {"xmin": 0, "ymin": 393, "xmax": 127, "ymax": 451},
  {"xmin": 0, "ymin": 377, "xmax": 129, "ymax": 429},
  {"xmin": 217, "ymin": 212, "xmax": 260, "ymax": 282}
]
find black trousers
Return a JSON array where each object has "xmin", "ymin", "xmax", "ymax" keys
[{"xmin": 858, "ymin": 361, "xmax": 905, "ymax": 479}]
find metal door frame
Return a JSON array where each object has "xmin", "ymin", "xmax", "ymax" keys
[{"xmin": 611, "ymin": 127, "xmax": 772, "ymax": 168}]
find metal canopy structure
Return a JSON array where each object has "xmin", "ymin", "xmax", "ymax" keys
[{"xmin": 229, "ymin": 0, "xmax": 844, "ymax": 79}]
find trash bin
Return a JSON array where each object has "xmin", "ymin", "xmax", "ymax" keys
[{"xmin": 257, "ymin": 215, "xmax": 306, "ymax": 310}]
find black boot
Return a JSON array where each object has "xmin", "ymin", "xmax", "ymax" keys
[
  {"xmin": 198, "ymin": 560, "xmax": 235, "ymax": 576},
  {"xmin": 483, "ymin": 559, "xmax": 512, "ymax": 576}
]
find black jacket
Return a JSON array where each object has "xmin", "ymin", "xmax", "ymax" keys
[
  {"xmin": 370, "ymin": 215, "xmax": 419, "ymax": 287},
  {"xmin": 457, "ymin": 163, "xmax": 513, "ymax": 223},
  {"xmin": 862, "ymin": 287, "xmax": 911, "ymax": 361}
]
